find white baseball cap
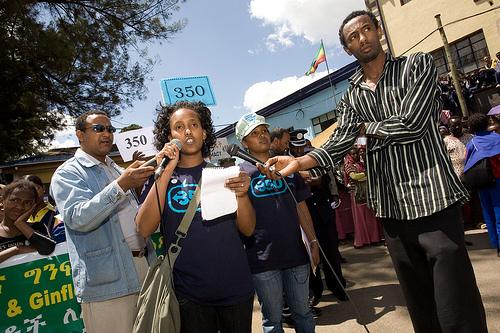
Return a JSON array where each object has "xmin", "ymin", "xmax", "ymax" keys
[{"xmin": 235, "ymin": 113, "xmax": 270, "ymax": 141}]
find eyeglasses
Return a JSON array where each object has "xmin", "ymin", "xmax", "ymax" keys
[{"xmin": 86, "ymin": 124, "xmax": 116, "ymax": 133}]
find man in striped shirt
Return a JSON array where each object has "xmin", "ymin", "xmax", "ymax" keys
[{"xmin": 261, "ymin": 10, "xmax": 487, "ymax": 333}]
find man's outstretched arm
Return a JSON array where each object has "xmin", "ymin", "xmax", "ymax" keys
[{"xmin": 259, "ymin": 154, "xmax": 319, "ymax": 180}]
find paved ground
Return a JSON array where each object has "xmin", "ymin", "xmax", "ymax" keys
[{"xmin": 251, "ymin": 227, "xmax": 500, "ymax": 332}]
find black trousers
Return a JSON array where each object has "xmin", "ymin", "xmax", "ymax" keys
[{"xmin": 383, "ymin": 203, "xmax": 488, "ymax": 333}]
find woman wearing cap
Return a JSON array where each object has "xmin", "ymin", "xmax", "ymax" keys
[{"xmin": 235, "ymin": 113, "xmax": 319, "ymax": 333}]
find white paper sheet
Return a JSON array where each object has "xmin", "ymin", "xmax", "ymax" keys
[{"xmin": 201, "ymin": 166, "xmax": 240, "ymax": 220}]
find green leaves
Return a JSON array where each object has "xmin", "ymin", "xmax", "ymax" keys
[{"xmin": 0, "ymin": 0, "xmax": 187, "ymax": 162}]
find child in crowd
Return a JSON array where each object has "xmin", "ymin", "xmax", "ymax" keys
[
  {"xmin": 235, "ymin": 113, "xmax": 319, "ymax": 332},
  {"xmin": 135, "ymin": 101, "xmax": 255, "ymax": 333},
  {"xmin": 0, "ymin": 179, "xmax": 56, "ymax": 263},
  {"xmin": 23, "ymin": 175, "xmax": 66, "ymax": 243}
]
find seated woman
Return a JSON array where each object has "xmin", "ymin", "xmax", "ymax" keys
[{"xmin": 0, "ymin": 179, "xmax": 56, "ymax": 264}]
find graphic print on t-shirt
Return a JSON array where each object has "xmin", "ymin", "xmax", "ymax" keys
[
  {"xmin": 251, "ymin": 173, "xmax": 296, "ymax": 198},
  {"xmin": 167, "ymin": 179, "xmax": 199, "ymax": 213}
]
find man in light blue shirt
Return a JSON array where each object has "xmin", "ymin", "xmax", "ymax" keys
[{"xmin": 50, "ymin": 110, "xmax": 156, "ymax": 333}]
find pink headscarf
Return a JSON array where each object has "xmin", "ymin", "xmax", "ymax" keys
[{"xmin": 344, "ymin": 152, "xmax": 366, "ymax": 185}]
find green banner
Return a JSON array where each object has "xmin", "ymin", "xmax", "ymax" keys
[
  {"xmin": 0, "ymin": 244, "xmax": 84, "ymax": 332},
  {"xmin": 1, "ymin": 235, "xmax": 163, "ymax": 332},
  {"xmin": 150, "ymin": 231, "xmax": 164, "ymax": 257}
]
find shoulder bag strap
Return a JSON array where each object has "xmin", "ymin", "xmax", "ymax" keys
[
  {"xmin": 167, "ymin": 179, "xmax": 201, "ymax": 266},
  {"xmin": 167, "ymin": 162, "xmax": 215, "ymax": 266}
]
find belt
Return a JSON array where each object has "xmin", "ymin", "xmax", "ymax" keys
[{"xmin": 131, "ymin": 248, "xmax": 147, "ymax": 258}]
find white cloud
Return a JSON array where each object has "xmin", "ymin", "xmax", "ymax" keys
[
  {"xmin": 49, "ymin": 138, "xmax": 77, "ymax": 149},
  {"xmin": 243, "ymin": 0, "xmax": 365, "ymax": 112},
  {"xmin": 249, "ymin": 0, "xmax": 366, "ymax": 51},
  {"xmin": 248, "ymin": 44, "xmax": 264, "ymax": 56},
  {"xmin": 46, "ymin": 114, "xmax": 77, "ymax": 149},
  {"xmin": 243, "ymin": 70, "xmax": 328, "ymax": 112}
]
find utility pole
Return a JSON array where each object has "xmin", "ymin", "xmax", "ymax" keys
[{"xmin": 435, "ymin": 14, "xmax": 468, "ymax": 118}]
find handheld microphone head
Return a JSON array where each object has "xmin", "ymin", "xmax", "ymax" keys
[
  {"xmin": 154, "ymin": 138, "xmax": 183, "ymax": 180},
  {"xmin": 170, "ymin": 138, "xmax": 182, "ymax": 151},
  {"xmin": 226, "ymin": 143, "xmax": 240, "ymax": 157},
  {"xmin": 225, "ymin": 143, "xmax": 265, "ymax": 167},
  {"xmin": 141, "ymin": 139, "xmax": 182, "ymax": 169},
  {"xmin": 226, "ymin": 143, "xmax": 282, "ymax": 177}
]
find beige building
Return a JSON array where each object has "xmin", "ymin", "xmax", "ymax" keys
[{"xmin": 365, "ymin": 0, "xmax": 500, "ymax": 76}]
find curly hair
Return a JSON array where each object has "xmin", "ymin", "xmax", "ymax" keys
[
  {"xmin": 468, "ymin": 113, "xmax": 488, "ymax": 133},
  {"xmin": 1, "ymin": 179, "xmax": 38, "ymax": 202},
  {"xmin": 339, "ymin": 10, "xmax": 379, "ymax": 48},
  {"xmin": 153, "ymin": 101, "xmax": 216, "ymax": 158}
]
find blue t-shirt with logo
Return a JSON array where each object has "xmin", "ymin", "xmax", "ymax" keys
[
  {"xmin": 139, "ymin": 161, "xmax": 254, "ymax": 306},
  {"xmin": 239, "ymin": 161, "xmax": 311, "ymax": 274}
]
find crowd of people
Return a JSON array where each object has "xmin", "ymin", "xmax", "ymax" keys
[
  {"xmin": 1, "ymin": 9, "xmax": 499, "ymax": 333},
  {"xmin": 438, "ymin": 52, "xmax": 500, "ymax": 117},
  {"xmin": 440, "ymin": 113, "xmax": 500, "ymax": 247}
]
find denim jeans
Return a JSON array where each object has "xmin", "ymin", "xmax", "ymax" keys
[
  {"xmin": 252, "ymin": 264, "xmax": 315, "ymax": 333},
  {"xmin": 177, "ymin": 295, "xmax": 253, "ymax": 333}
]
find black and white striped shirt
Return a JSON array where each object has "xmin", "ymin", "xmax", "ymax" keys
[{"xmin": 308, "ymin": 52, "xmax": 468, "ymax": 220}]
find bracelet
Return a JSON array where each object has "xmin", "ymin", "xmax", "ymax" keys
[{"xmin": 309, "ymin": 239, "xmax": 317, "ymax": 245}]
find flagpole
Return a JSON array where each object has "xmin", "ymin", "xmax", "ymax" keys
[{"xmin": 321, "ymin": 39, "xmax": 338, "ymax": 108}]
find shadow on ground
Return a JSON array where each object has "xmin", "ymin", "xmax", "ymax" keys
[{"xmin": 315, "ymin": 283, "xmax": 405, "ymax": 327}]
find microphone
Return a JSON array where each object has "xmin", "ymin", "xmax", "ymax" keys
[
  {"xmin": 154, "ymin": 139, "xmax": 182, "ymax": 180},
  {"xmin": 225, "ymin": 144, "xmax": 281, "ymax": 176},
  {"xmin": 139, "ymin": 157, "xmax": 157, "ymax": 168}
]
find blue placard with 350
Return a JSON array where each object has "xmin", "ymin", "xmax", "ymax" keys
[{"xmin": 160, "ymin": 76, "xmax": 217, "ymax": 106}]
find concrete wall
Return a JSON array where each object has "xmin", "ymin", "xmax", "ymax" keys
[
  {"xmin": 366, "ymin": 0, "xmax": 500, "ymax": 57},
  {"xmin": 471, "ymin": 86, "xmax": 500, "ymax": 114}
]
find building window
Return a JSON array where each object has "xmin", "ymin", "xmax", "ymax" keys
[
  {"xmin": 401, "ymin": 0, "xmax": 412, "ymax": 4},
  {"xmin": 311, "ymin": 110, "xmax": 338, "ymax": 136},
  {"xmin": 430, "ymin": 30, "xmax": 489, "ymax": 76}
]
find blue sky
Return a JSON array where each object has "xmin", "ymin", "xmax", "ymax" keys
[{"xmin": 52, "ymin": 0, "xmax": 366, "ymax": 148}]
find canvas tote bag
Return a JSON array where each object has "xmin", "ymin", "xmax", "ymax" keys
[{"xmin": 133, "ymin": 179, "xmax": 202, "ymax": 333}]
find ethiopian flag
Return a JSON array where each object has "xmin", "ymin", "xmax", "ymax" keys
[{"xmin": 305, "ymin": 43, "xmax": 326, "ymax": 76}]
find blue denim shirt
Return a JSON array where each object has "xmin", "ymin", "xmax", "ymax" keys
[{"xmin": 50, "ymin": 149, "xmax": 156, "ymax": 303}]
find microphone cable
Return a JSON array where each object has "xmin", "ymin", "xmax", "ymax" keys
[{"xmin": 278, "ymin": 172, "xmax": 371, "ymax": 333}]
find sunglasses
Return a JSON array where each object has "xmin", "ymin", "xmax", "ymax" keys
[{"xmin": 86, "ymin": 124, "xmax": 116, "ymax": 133}]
